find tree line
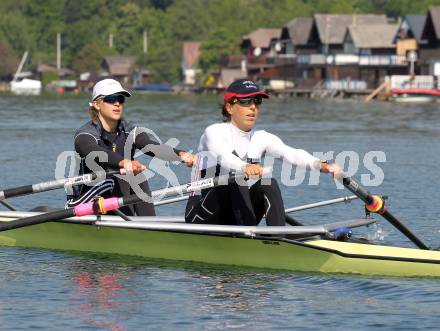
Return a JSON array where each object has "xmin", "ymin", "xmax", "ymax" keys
[{"xmin": 1, "ymin": 0, "xmax": 440, "ymax": 83}]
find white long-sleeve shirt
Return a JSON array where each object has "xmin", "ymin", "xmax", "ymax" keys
[{"xmin": 195, "ymin": 123, "xmax": 320, "ymax": 177}]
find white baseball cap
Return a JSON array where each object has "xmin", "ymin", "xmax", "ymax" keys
[{"xmin": 91, "ymin": 79, "xmax": 131, "ymax": 101}]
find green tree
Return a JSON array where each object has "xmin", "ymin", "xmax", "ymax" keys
[
  {"xmin": 114, "ymin": 3, "xmax": 143, "ymax": 54},
  {"xmin": 166, "ymin": 0, "xmax": 215, "ymax": 41},
  {"xmin": 328, "ymin": 0, "xmax": 356, "ymax": 14},
  {"xmin": 5, "ymin": 0, "xmax": 440, "ymax": 82},
  {"xmin": 62, "ymin": 0, "xmax": 124, "ymax": 67},
  {"xmin": 0, "ymin": 41, "xmax": 19, "ymax": 78},
  {"xmin": 0, "ymin": 0, "xmax": 28, "ymax": 13},
  {"xmin": 25, "ymin": 0, "xmax": 66, "ymax": 64},
  {"xmin": 0, "ymin": 12, "xmax": 34, "ymax": 56},
  {"xmin": 138, "ymin": 6, "xmax": 169, "ymax": 52},
  {"xmin": 145, "ymin": 41, "xmax": 181, "ymax": 82},
  {"xmin": 133, "ymin": 0, "xmax": 173, "ymax": 10},
  {"xmin": 199, "ymin": 27, "xmax": 241, "ymax": 71},
  {"xmin": 72, "ymin": 42, "xmax": 116, "ymax": 73},
  {"xmin": 383, "ymin": 0, "xmax": 440, "ymax": 17}
]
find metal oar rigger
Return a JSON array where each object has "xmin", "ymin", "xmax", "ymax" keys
[
  {"xmin": 341, "ymin": 176, "xmax": 431, "ymax": 250},
  {"xmin": 0, "ymin": 169, "xmax": 124, "ymax": 200},
  {"xmin": 0, "ymin": 173, "xmax": 243, "ymax": 232}
]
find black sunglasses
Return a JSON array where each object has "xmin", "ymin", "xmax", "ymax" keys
[
  {"xmin": 102, "ymin": 94, "xmax": 125, "ymax": 104},
  {"xmin": 234, "ymin": 96, "xmax": 263, "ymax": 106}
]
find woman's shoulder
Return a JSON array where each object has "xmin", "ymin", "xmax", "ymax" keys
[
  {"xmin": 251, "ymin": 129, "xmax": 282, "ymax": 144},
  {"xmin": 253, "ymin": 129, "xmax": 275, "ymax": 138},
  {"xmin": 204, "ymin": 122, "xmax": 229, "ymax": 134},
  {"xmin": 75, "ymin": 120, "xmax": 97, "ymax": 137}
]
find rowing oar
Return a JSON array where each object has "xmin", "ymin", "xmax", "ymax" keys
[
  {"xmin": 0, "ymin": 169, "xmax": 124, "ymax": 200},
  {"xmin": 0, "ymin": 200, "xmax": 17, "ymax": 211},
  {"xmin": 341, "ymin": 176, "xmax": 430, "ymax": 250},
  {"xmin": 285, "ymin": 195, "xmax": 358, "ymax": 213},
  {"xmin": 0, "ymin": 174, "xmax": 242, "ymax": 232},
  {"xmin": 284, "ymin": 195, "xmax": 358, "ymax": 227}
]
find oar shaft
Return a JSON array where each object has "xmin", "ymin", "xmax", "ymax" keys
[
  {"xmin": 381, "ymin": 210, "xmax": 429, "ymax": 250},
  {"xmin": 342, "ymin": 177, "xmax": 374, "ymax": 205},
  {"xmin": 157, "ymin": 184, "xmax": 359, "ymax": 211},
  {"xmin": 83, "ymin": 174, "xmax": 240, "ymax": 217},
  {"xmin": 154, "ymin": 195, "xmax": 189, "ymax": 206},
  {"xmin": 341, "ymin": 177, "xmax": 430, "ymax": 250},
  {"xmin": 0, "ymin": 174, "xmax": 241, "ymax": 232},
  {"xmin": 0, "ymin": 170, "xmax": 121, "ymax": 200},
  {"xmin": 122, "ymin": 174, "xmax": 239, "ymax": 208},
  {"xmin": 285, "ymin": 195, "xmax": 358, "ymax": 214},
  {"xmin": 0, "ymin": 209, "xmax": 75, "ymax": 232},
  {"xmin": 150, "ymin": 176, "xmax": 232, "ymax": 200},
  {"xmin": 0, "ymin": 200, "xmax": 17, "ymax": 211}
]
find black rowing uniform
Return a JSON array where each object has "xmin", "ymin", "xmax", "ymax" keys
[{"xmin": 67, "ymin": 118, "xmax": 182, "ymax": 216}]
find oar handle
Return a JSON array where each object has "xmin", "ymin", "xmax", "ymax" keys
[
  {"xmin": 0, "ymin": 169, "xmax": 122, "ymax": 200},
  {"xmin": 1, "ymin": 185, "xmax": 35, "ymax": 201},
  {"xmin": 125, "ymin": 174, "xmax": 243, "ymax": 207},
  {"xmin": 0, "ymin": 173, "xmax": 243, "ymax": 232},
  {"xmin": 77, "ymin": 173, "xmax": 245, "ymax": 216}
]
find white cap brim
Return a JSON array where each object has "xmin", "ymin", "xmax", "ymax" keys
[{"xmin": 91, "ymin": 79, "xmax": 132, "ymax": 101}]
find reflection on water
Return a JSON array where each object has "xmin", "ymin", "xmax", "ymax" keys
[
  {"xmin": 71, "ymin": 272, "xmax": 125, "ymax": 330},
  {"xmin": 2, "ymin": 246, "xmax": 440, "ymax": 329}
]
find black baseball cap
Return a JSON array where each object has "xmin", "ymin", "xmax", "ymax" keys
[{"xmin": 224, "ymin": 79, "xmax": 269, "ymax": 104}]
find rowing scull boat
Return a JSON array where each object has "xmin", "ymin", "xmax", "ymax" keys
[
  {"xmin": 1, "ymin": 211, "xmax": 440, "ymax": 277},
  {"xmin": 1, "ymin": 172, "xmax": 438, "ymax": 277}
]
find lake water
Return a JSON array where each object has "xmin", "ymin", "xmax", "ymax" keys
[{"xmin": 1, "ymin": 93, "xmax": 440, "ymax": 330}]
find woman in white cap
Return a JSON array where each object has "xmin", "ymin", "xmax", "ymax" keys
[
  {"xmin": 67, "ymin": 78, "xmax": 194, "ymax": 216},
  {"xmin": 185, "ymin": 79, "xmax": 341, "ymax": 226}
]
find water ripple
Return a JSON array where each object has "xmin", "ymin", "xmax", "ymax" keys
[{"xmin": 1, "ymin": 94, "xmax": 440, "ymax": 330}]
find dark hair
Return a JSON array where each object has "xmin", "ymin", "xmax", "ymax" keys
[{"xmin": 220, "ymin": 102, "xmax": 231, "ymax": 122}]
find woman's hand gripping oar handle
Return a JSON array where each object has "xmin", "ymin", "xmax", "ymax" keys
[
  {"xmin": 0, "ymin": 173, "xmax": 244, "ymax": 232},
  {"xmin": 0, "ymin": 169, "xmax": 126, "ymax": 200},
  {"xmin": 341, "ymin": 176, "xmax": 430, "ymax": 250}
]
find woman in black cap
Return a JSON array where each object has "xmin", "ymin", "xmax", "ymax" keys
[
  {"xmin": 68, "ymin": 78, "xmax": 194, "ymax": 216},
  {"xmin": 185, "ymin": 79, "xmax": 341, "ymax": 226}
]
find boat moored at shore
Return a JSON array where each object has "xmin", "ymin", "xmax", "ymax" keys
[{"xmin": 390, "ymin": 88, "xmax": 440, "ymax": 103}]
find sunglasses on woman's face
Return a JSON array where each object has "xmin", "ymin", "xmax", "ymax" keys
[
  {"xmin": 234, "ymin": 96, "xmax": 263, "ymax": 106},
  {"xmin": 102, "ymin": 94, "xmax": 125, "ymax": 104}
]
